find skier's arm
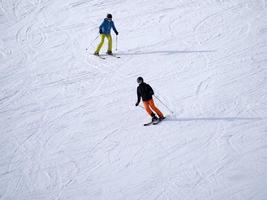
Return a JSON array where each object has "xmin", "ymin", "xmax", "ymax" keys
[
  {"xmin": 111, "ymin": 21, "xmax": 118, "ymax": 35},
  {"xmin": 99, "ymin": 21, "xmax": 105, "ymax": 34},
  {"xmin": 136, "ymin": 88, "xmax": 141, "ymax": 106},
  {"xmin": 148, "ymin": 84, "xmax": 154, "ymax": 95}
]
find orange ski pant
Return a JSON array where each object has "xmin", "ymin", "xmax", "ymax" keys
[{"xmin": 143, "ymin": 99, "xmax": 163, "ymax": 118}]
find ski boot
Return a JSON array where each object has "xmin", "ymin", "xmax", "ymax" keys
[
  {"xmin": 94, "ymin": 52, "xmax": 99, "ymax": 56},
  {"xmin": 106, "ymin": 50, "xmax": 113, "ymax": 55},
  {"xmin": 151, "ymin": 113, "xmax": 158, "ymax": 122},
  {"xmin": 159, "ymin": 116, "xmax": 165, "ymax": 121}
]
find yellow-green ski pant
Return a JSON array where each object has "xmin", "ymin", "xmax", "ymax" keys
[{"xmin": 95, "ymin": 34, "xmax": 112, "ymax": 53}]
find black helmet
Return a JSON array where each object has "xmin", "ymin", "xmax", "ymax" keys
[
  {"xmin": 107, "ymin": 14, "xmax": 112, "ymax": 19},
  {"xmin": 137, "ymin": 77, "xmax": 143, "ymax": 84}
]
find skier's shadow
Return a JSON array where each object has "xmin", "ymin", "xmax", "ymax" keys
[
  {"xmin": 118, "ymin": 50, "xmax": 216, "ymax": 56},
  {"xmin": 167, "ymin": 117, "xmax": 265, "ymax": 122}
]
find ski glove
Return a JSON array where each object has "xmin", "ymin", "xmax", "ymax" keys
[
  {"xmin": 99, "ymin": 29, "xmax": 103, "ymax": 34},
  {"xmin": 135, "ymin": 102, "xmax": 139, "ymax": 106},
  {"xmin": 115, "ymin": 31, "xmax": 118, "ymax": 35}
]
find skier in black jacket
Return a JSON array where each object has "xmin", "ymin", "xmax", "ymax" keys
[{"xmin": 135, "ymin": 77, "xmax": 164, "ymax": 122}]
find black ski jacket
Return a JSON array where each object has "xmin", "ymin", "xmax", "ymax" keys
[{"xmin": 136, "ymin": 82, "xmax": 154, "ymax": 103}]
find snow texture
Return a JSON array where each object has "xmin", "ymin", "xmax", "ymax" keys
[{"xmin": 1, "ymin": 0, "xmax": 267, "ymax": 199}]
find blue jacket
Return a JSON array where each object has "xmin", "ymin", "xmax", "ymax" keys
[{"xmin": 99, "ymin": 18, "xmax": 118, "ymax": 34}]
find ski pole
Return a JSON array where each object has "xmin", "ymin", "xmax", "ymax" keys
[
  {"xmin": 86, "ymin": 35, "xmax": 99, "ymax": 51},
  {"xmin": 115, "ymin": 35, "xmax": 118, "ymax": 51},
  {"xmin": 138, "ymin": 105, "xmax": 145, "ymax": 110},
  {"xmin": 154, "ymin": 95, "xmax": 174, "ymax": 114}
]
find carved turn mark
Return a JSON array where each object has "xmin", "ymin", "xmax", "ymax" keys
[{"xmin": 196, "ymin": 78, "xmax": 210, "ymax": 95}]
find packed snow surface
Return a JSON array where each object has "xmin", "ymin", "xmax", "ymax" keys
[{"xmin": 1, "ymin": 0, "xmax": 267, "ymax": 199}]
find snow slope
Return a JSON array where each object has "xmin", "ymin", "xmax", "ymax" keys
[{"xmin": 1, "ymin": 0, "xmax": 267, "ymax": 199}]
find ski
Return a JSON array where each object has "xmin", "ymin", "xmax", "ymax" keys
[
  {"xmin": 96, "ymin": 55, "xmax": 106, "ymax": 60},
  {"xmin": 152, "ymin": 120, "xmax": 160, "ymax": 125},
  {"xmin": 144, "ymin": 117, "xmax": 166, "ymax": 126},
  {"xmin": 89, "ymin": 53, "xmax": 120, "ymax": 59},
  {"xmin": 105, "ymin": 54, "xmax": 120, "ymax": 58},
  {"xmin": 112, "ymin": 55, "xmax": 120, "ymax": 58},
  {"xmin": 153, "ymin": 117, "xmax": 166, "ymax": 125},
  {"xmin": 90, "ymin": 54, "xmax": 106, "ymax": 59},
  {"xmin": 144, "ymin": 121, "xmax": 153, "ymax": 126}
]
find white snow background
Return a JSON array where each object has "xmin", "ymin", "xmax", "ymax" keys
[{"xmin": 1, "ymin": 0, "xmax": 267, "ymax": 199}]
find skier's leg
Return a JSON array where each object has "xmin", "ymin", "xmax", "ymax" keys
[
  {"xmin": 143, "ymin": 100, "xmax": 157, "ymax": 121},
  {"xmin": 107, "ymin": 34, "xmax": 112, "ymax": 53},
  {"xmin": 95, "ymin": 34, "xmax": 105, "ymax": 53},
  {"xmin": 143, "ymin": 101, "xmax": 153, "ymax": 116},
  {"xmin": 148, "ymin": 99, "xmax": 164, "ymax": 118}
]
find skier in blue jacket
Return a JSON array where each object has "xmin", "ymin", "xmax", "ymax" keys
[{"xmin": 94, "ymin": 14, "xmax": 118, "ymax": 55}]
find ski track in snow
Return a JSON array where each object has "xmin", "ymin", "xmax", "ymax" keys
[{"xmin": 0, "ymin": 0, "xmax": 267, "ymax": 199}]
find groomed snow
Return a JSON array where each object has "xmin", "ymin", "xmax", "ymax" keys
[{"xmin": 1, "ymin": 0, "xmax": 267, "ymax": 199}]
